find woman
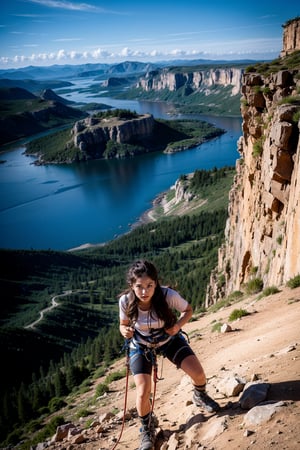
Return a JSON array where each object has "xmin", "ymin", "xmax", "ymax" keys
[{"xmin": 119, "ymin": 260, "xmax": 220, "ymax": 450}]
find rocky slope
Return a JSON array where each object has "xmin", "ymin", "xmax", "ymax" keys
[
  {"xmin": 206, "ymin": 19, "xmax": 300, "ymax": 305},
  {"xmin": 30, "ymin": 286, "xmax": 300, "ymax": 450}
]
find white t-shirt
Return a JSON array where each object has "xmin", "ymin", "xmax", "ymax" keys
[{"xmin": 119, "ymin": 286, "xmax": 189, "ymax": 346}]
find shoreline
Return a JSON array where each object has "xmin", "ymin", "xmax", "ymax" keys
[
  {"xmin": 131, "ymin": 192, "xmax": 166, "ymax": 229},
  {"xmin": 68, "ymin": 191, "xmax": 167, "ymax": 252}
]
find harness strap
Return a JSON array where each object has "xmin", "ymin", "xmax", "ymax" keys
[
  {"xmin": 134, "ymin": 328, "xmax": 189, "ymax": 347},
  {"xmin": 180, "ymin": 329, "xmax": 190, "ymax": 343},
  {"xmin": 132, "ymin": 329, "xmax": 189, "ymax": 356},
  {"xmin": 134, "ymin": 327, "xmax": 171, "ymax": 346}
]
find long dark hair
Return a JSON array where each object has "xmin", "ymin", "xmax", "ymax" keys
[{"xmin": 122, "ymin": 260, "xmax": 177, "ymax": 329}]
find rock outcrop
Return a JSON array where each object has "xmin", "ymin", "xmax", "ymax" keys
[
  {"xmin": 71, "ymin": 113, "xmax": 155, "ymax": 157},
  {"xmin": 206, "ymin": 19, "xmax": 300, "ymax": 305},
  {"xmin": 281, "ymin": 17, "xmax": 300, "ymax": 56},
  {"xmin": 174, "ymin": 176, "xmax": 195, "ymax": 203}
]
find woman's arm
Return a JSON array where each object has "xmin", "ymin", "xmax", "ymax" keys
[
  {"xmin": 165, "ymin": 304, "xmax": 193, "ymax": 336},
  {"xmin": 119, "ymin": 319, "xmax": 134, "ymax": 339}
]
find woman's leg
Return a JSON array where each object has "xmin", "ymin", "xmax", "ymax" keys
[
  {"xmin": 180, "ymin": 354, "xmax": 220, "ymax": 412},
  {"xmin": 134, "ymin": 373, "xmax": 152, "ymax": 417},
  {"xmin": 134, "ymin": 372, "xmax": 156, "ymax": 450},
  {"xmin": 180, "ymin": 354, "xmax": 207, "ymax": 386}
]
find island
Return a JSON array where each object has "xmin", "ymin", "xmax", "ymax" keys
[{"xmin": 25, "ymin": 109, "xmax": 225, "ymax": 164}]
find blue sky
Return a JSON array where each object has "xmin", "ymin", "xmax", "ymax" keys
[{"xmin": 0, "ymin": 0, "xmax": 299, "ymax": 69}]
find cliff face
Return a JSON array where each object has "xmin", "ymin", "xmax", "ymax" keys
[
  {"xmin": 206, "ymin": 19, "xmax": 300, "ymax": 306},
  {"xmin": 137, "ymin": 67, "xmax": 243, "ymax": 96},
  {"xmin": 72, "ymin": 114, "xmax": 155, "ymax": 156},
  {"xmin": 281, "ymin": 17, "xmax": 300, "ymax": 56}
]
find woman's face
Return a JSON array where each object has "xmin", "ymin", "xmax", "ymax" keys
[{"xmin": 132, "ymin": 274, "xmax": 156, "ymax": 308}]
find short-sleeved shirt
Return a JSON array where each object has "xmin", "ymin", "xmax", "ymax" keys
[{"xmin": 119, "ymin": 286, "xmax": 189, "ymax": 347}]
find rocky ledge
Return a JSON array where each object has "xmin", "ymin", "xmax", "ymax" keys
[{"xmin": 72, "ymin": 113, "xmax": 155, "ymax": 156}]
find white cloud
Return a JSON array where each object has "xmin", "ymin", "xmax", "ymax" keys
[
  {"xmin": 69, "ymin": 50, "xmax": 81, "ymax": 60},
  {"xmin": 25, "ymin": 0, "xmax": 125, "ymax": 14},
  {"xmin": 0, "ymin": 42, "xmax": 281, "ymax": 69},
  {"xmin": 120, "ymin": 47, "xmax": 134, "ymax": 57},
  {"xmin": 56, "ymin": 49, "xmax": 67, "ymax": 60},
  {"xmin": 13, "ymin": 13, "xmax": 46, "ymax": 17},
  {"xmin": 91, "ymin": 48, "xmax": 111, "ymax": 59},
  {"xmin": 27, "ymin": 0, "xmax": 100, "ymax": 12}
]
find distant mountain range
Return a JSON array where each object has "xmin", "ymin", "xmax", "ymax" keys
[
  {"xmin": 0, "ymin": 77, "xmax": 72, "ymax": 93},
  {"xmin": 0, "ymin": 59, "xmax": 262, "ymax": 81}
]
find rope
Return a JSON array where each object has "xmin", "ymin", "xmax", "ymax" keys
[
  {"xmin": 110, "ymin": 345, "xmax": 130, "ymax": 450},
  {"xmin": 150, "ymin": 352, "xmax": 159, "ymax": 417}
]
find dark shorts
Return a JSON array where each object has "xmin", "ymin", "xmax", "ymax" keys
[{"xmin": 129, "ymin": 334, "xmax": 195, "ymax": 376}]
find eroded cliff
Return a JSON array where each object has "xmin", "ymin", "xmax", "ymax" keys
[
  {"xmin": 72, "ymin": 113, "xmax": 155, "ymax": 158},
  {"xmin": 137, "ymin": 67, "xmax": 243, "ymax": 97},
  {"xmin": 206, "ymin": 19, "xmax": 300, "ymax": 305},
  {"xmin": 281, "ymin": 16, "xmax": 300, "ymax": 56}
]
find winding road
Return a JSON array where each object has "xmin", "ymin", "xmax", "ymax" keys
[{"xmin": 25, "ymin": 290, "xmax": 72, "ymax": 329}]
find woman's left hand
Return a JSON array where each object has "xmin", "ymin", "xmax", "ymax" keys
[{"xmin": 165, "ymin": 323, "xmax": 180, "ymax": 336}]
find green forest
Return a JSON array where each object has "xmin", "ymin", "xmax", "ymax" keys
[{"xmin": 0, "ymin": 166, "xmax": 234, "ymax": 448}]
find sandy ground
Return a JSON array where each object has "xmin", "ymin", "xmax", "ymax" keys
[{"xmin": 68, "ymin": 285, "xmax": 300, "ymax": 450}]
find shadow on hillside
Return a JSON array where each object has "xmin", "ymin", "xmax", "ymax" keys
[
  {"xmin": 216, "ymin": 379, "xmax": 300, "ymax": 418},
  {"xmin": 268, "ymin": 380, "xmax": 300, "ymax": 402}
]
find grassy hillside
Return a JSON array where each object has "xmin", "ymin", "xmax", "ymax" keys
[
  {"xmin": 245, "ymin": 49, "xmax": 300, "ymax": 75},
  {"xmin": 0, "ymin": 78, "xmax": 72, "ymax": 92},
  {"xmin": 117, "ymin": 85, "xmax": 242, "ymax": 116},
  {"xmin": 0, "ymin": 88, "xmax": 86, "ymax": 146}
]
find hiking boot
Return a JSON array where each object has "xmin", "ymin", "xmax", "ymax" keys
[
  {"xmin": 193, "ymin": 389, "xmax": 220, "ymax": 413},
  {"xmin": 139, "ymin": 425, "xmax": 156, "ymax": 450},
  {"xmin": 138, "ymin": 413, "xmax": 157, "ymax": 450}
]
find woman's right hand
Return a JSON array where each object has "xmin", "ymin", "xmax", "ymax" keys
[{"xmin": 119, "ymin": 324, "xmax": 134, "ymax": 339}]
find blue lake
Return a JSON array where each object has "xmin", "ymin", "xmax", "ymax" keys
[{"xmin": 0, "ymin": 85, "xmax": 242, "ymax": 251}]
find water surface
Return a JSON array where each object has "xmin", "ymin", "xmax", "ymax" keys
[{"xmin": 0, "ymin": 83, "xmax": 242, "ymax": 250}]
